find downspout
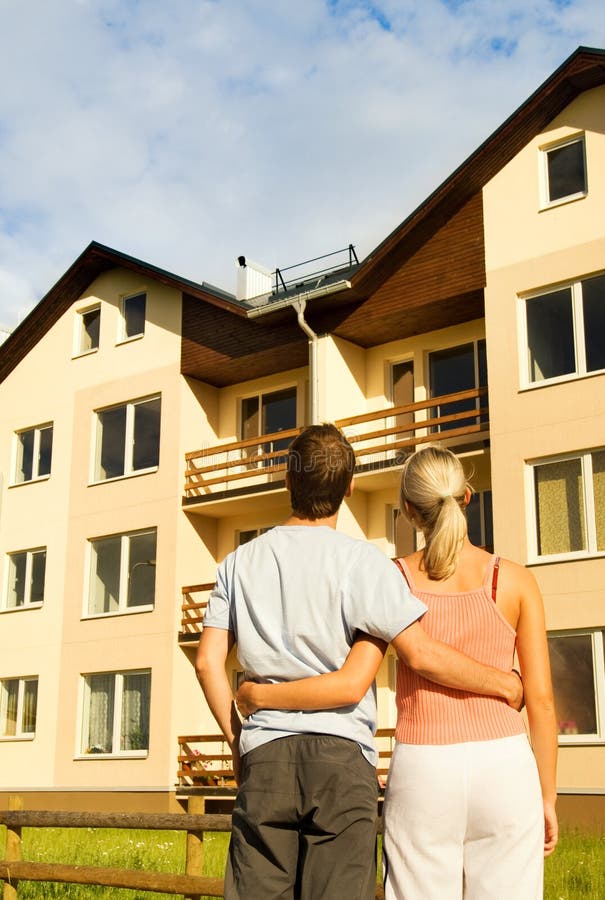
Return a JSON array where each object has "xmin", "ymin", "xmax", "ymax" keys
[{"xmin": 293, "ymin": 298, "xmax": 319, "ymax": 425}]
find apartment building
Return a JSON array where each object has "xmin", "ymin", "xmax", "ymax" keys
[{"xmin": 0, "ymin": 46, "xmax": 603, "ymax": 824}]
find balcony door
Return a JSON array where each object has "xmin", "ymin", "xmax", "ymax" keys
[
  {"xmin": 241, "ymin": 387, "xmax": 297, "ymax": 467},
  {"xmin": 428, "ymin": 340, "xmax": 486, "ymax": 433}
]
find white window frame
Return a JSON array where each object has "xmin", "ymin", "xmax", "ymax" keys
[
  {"xmin": 11, "ymin": 423, "xmax": 53, "ymax": 485},
  {"xmin": 0, "ymin": 676, "xmax": 38, "ymax": 740},
  {"xmin": 117, "ymin": 291, "xmax": 147, "ymax": 344},
  {"xmin": 539, "ymin": 133, "xmax": 587, "ymax": 210},
  {"xmin": 2, "ymin": 547, "xmax": 46, "ymax": 611},
  {"xmin": 548, "ymin": 629, "xmax": 605, "ymax": 745},
  {"xmin": 84, "ymin": 528, "xmax": 157, "ymax": 618},
  {"xmin": 518, "ymin": 273, "xmax": 605, "ymax": 390},
  {"xmin": 526, "ymin": 448, "xmax": 605, "ymax": 563},
  {"xmin": 91, "ymin": 394, "xmax": 160, "ymax": 483},
  {"xmin": 73, "ymin": 303, "xmax": 101, "ymax": 357},
  {"xmin": 79, "ymin": 669, "xmax": 151, "ymax": 758}
]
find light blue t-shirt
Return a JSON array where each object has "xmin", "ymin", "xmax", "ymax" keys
[{"xmin": 203, "ymin": 525, "xmax": 427, "ymax": 765}]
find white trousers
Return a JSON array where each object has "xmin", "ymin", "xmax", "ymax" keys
[{"xmin": 382, "ymin": 734, "xmax": 544, "ymax": 900}]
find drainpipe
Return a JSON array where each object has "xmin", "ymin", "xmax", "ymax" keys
[{"xmin": 293, "ymin": 299, "xmax": 319, "ymax": 425}]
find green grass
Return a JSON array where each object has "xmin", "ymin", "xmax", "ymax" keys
[{"xmin": 1, "ymin": 825, "xmax": 603, "ymax": 898}]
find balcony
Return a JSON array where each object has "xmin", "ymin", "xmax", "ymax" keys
[
  {"xmin": 183, "ymin": 387, "xmax": 489, "ymax": 510},
  {"xmin": 179, "ymin": 583, "xmax": 214, "ymax": 644}
]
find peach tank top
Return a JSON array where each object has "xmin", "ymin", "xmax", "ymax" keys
[{"xmin": 394, "ymin": 555, "xmax": 526, "ymax": 745}]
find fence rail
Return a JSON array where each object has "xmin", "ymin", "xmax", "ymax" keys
[
  {"xmin": 180, "ymin": 583, "xmax": 215, "ymax": 640},
  {"xmin": 0, "ymin": 808, "xmax": 386, "ymax": 899},
  {"xmin": 184, "ymin": 387, "xmax": 489, "ymax": 498}
]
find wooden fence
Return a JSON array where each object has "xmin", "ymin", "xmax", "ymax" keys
[{"xmin": 0, "ymin": 807, "xmax": 386, "ymax": 899}]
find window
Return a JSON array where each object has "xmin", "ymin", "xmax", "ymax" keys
[
  {"xmin": 75, "ymin": 306, "xmax": 100, "ymax": 355},
  {"xmin": 466, "ymin": 490, "xmax": 493, "ymax": 551},
  {"xmin": 119, "ymin": 292, "xmax": 146, "ymax": 341},
  {"xmin": 541, "ymin": 136, "xmax": 587, "ymax": 206},
  {"xmin": 548, "ymin": 631, "xmax": 605, "ymax": 742},
  {"xmin": 530, "ymin": 449, "xmax": 605, "ymax": 559},
  {"xmin": 428, "ymin": 341, "xmax": 487, "ymax": 434},
  {"xmin": 13, "ymin": 424, "xmax": 53, "ymax": 484},
  {"xmin": 94, "ymin": 395, "xmax": 160, "ymax": 481},
  {"xmin": 237, "ymin": 527, "xmax": 272, "ymax": 546},
  {"xmin": 87, "ymin": 529, "xmax": 156, "ymax": 616},
  {"xmin": 523, "ymin": 274, "xmax": 605, "ymax": 385},
  {"xmin": 81, "ymin": 670, "xmax": 150, "ymax": 755},
  {"xmin": 3, "ymin": 548, "xmax": 46, "ymax": 610},
  {"xmin": 240, "ymin": 387, "xmax": 297, "ymax": 466},
  {"xmin": 0, "ymin": 677, "xmax": 38, "ymax": 738}
]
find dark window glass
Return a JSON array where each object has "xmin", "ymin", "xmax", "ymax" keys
[
  {"xmin": 526, "ymin": 289, "xmax": 575, "ymax": 382},
  {"xmin": 9, "ymin": 554, "xmax": 27, "ymax": 607},
  {"xmin": 30, "ymin": 551, "xmax": 46, "ymax": 604},
  {"xmin": 133, "ymin": 398, "xmax": 161, "ymax": 470},
  {"xmin": 547, "ymin": 140, "xmax": 586, "ymax": 203},
  {"xmin": 127, "ymin": 532, "xmax": 157, "ymax": 608},
  {"xmin": 123, "ymin": 293, "xmax": 146, "ymax": 338},
  {"xmin": 38, "ymin": 426, "xmax": 53, "ymax": 477},
  {"xmin": 18, "ymin": 430, "xmax": 34, "ymax": 482},
  {"xmin": 429, "ymin": 344, "xmax": 477, "ymax": 432},
  {"xmin": 582, "ymin": 274, "xmax": 605, "ymax": 373},
  {"xmin": 81, "ymin": 308, "xmax": 100, "ymax": 351},
  {"xmin": 99, "ymin": 406, "xmax": 127, "ymax": 479},
  {"xmin": 262, "ymin": 388, "xmax": 297, "ymax": 463},
  {"xmin": 548, "ymin": 633, "xmax": 597, "ymax": 735}
]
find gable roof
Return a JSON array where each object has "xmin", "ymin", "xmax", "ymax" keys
[{"xmin": 1, "ymin": 46, "xmax": 604, "ymax": 385}]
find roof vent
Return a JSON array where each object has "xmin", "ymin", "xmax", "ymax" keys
[{"xmin": 236, "ymin": 257, "xmax": 273, "ymax": 302}]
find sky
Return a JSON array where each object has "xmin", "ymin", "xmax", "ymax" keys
[{"xmin": 1, "ymin": 0, "xmax": 604, "ymax": 331}]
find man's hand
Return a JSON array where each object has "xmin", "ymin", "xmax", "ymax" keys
[
  {"xmin": 235, "ymin": 680, "xmax": 259, "ymax": 718},
  {"xmin": 507, "ymin": 668, "xmax": 524, "ymax": 711}
]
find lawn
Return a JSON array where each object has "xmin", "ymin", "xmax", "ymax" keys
[{"xmin": 1, "ymin": 825, "xmax": 603, "ymax": 898}]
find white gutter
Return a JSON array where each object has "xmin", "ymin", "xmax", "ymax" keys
[{"xmin": 245, "ymin": 279, "xmax": 352, "ymax": 426}]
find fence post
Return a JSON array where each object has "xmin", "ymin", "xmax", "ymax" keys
[
  {"xmin": 184, "ymin": 795, "xmax": 206, "ymax": 900},
  {"xmin": 2, "ymin": 796, "xmax": 23, "ymax": 900}
]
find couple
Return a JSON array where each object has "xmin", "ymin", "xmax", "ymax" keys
[{"xmin": 196, "ymin": 424, "xmax": 558, "ymax": 899}]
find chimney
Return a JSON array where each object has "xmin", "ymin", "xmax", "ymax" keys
[{"xmin": 236, "ymin": 256, "xmax": 273, "ymax": 301}]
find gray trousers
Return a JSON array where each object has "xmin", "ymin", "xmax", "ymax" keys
[{"xmin": 225, "ymin": 734, "xmax": 378, "ymax": 900}]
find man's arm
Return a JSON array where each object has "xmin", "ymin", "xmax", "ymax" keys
[
  {"xmin": 195, "ymin": 626, "xmax": 242, "ymax": 782},
  {"xmin": 392, "ymin": 621, "xmax": 523, "ymax": 707}
]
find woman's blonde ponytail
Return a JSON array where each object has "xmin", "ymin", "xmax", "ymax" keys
[{"xmin": 400, "ymin": 446, "xmax": 470, "ymax": 580}]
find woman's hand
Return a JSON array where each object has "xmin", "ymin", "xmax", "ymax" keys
[
  {"xmin": 543, "ymin": 801, "xmax": 558, "ymax": 856},
  {"xmin": 235, "ymin": 680, "xmax": 260, "ymax": 717}
]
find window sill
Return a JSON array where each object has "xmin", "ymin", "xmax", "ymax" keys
[
  {"xmin": 88, "ymin": 467, "xmax": 158, "ymax": 486},
  {"xmin": 528, "ymin": 551, "xmax": 605, "ymax": 566},
  {"xmin": 75, "ymin": 752, "xmax": 148, "ymax": 760},
  {"xmin": 557, "ymin": 737, "xmax": 605, "ymax": 746},
  {"xmin": 8, "ymin": 475, "xmax": 51, "ymax": 488},
  {"xmin": 82, "ymin": 605, "xmax": 154, "ymax": 621},
  {"xmin": 0, "ymin": 735, "xmax": 35, "ymax": 742},
  {"xmin": 539, "ymin": 191, "xmax": 587, "ymax": 212},
  {"xmin": 116, "ymin": 333, "xmax": 144, "ymax": 347},
  {"xmin": 72, "ymin": 347, "xmax": 99, "ymax": 360},
  {"xmin": 0, "ymin": 603, "xmax": 44, "ymax": 615},
  {"xmin": 519, "ymin": 368, "xmax": 605, "ymax": 393}
]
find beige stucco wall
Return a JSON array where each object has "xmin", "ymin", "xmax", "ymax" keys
[
  {"xmin": 483, "ymin": 86, "xmax": 605, "ymax": 789},
  {"xmin": 0, "ymin": 268, "xmax": 186, "ymax": 792}
]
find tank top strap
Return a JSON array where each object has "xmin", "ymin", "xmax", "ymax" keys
[
  {"xmin": 394, "ymin": 557, "xmax": 416, "ymax": 592},
  {"xmin": 482, "ymin": 554, "xmax": 501, "ymax": 602}
]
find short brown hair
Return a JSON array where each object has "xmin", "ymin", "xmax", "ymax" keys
[{"xmin": 287, "ymin": 424, "xmax": 356, "ymax": 520}]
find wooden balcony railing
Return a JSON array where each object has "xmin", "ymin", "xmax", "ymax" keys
[
  {"xmin": 179, "ymin": 583, "xmax": 215, "ymax": 642},
  {"xmin": 177, "ymin": 729, "xmax": 396, "ymax": 789},
  {"xmin": 184, "ymin": 387, "xmax": 488, "ymax": 499}
]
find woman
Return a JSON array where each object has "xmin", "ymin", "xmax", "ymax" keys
[{"xmin": 236, "ymin": 446, "xmax": 558, "ymax": 898}]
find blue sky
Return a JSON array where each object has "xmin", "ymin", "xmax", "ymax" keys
[{"xmin": 0, "ymin": 0, "xmax": 604, "ymax": 330}]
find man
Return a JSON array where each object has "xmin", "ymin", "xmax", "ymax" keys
[{"xmin": 196, "ymin": 424, "xmax": 521, "ymax": 900}]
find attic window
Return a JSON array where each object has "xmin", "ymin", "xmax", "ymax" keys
[
  {"xmin": 119, "ymin": 292, "xmax": 146, "ymax": 342},
  {"xmin": 541, "ymin": 135, "xmax": 587, "ymax": 208},
  {"xmin": 75, "ymin": 305, "xmax": 100, "ymax": 356}
]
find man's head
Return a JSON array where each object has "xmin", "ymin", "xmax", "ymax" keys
[{"xmin": 287, "ymin": 424, "xmax": 356, "ymax": 520}]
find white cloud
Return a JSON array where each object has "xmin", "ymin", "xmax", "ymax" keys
[{"xmin": 0, "ymin": 0, "xmax": 604, "ymax": 325}]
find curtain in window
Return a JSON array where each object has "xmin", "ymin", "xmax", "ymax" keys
[
  {"xmin": 535, "ymin": 458, "xmax": 585, "ymax": 555},
  {"xmin": 120, "ymin": 673, "xmax": 150, "ymax": 751},
  {"xmin": 2, "ymin": 681, "xmax": 18, "ymax": 736},
  {"xmin": 86, "ymin": 674, "xmax": 115, "ymax": 753},
  {"xmin": 593, "ymin": 451, "xmax": 605, "ymax": 552},
  {"xmin": 22, "ymin": 680, "xmax": 38, "ymax": 734},
  {"xmin": 548, "ymin": 634, "xmax": 597, "ymax": 734}
]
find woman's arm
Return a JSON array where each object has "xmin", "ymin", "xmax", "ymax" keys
[
  {"xmin": 512, "ymin": 563, "xmax": 559, "ymax": 856},
  {"xmin": 235, "ymin": 633, "xmax": 387, "ymax": 717}
]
